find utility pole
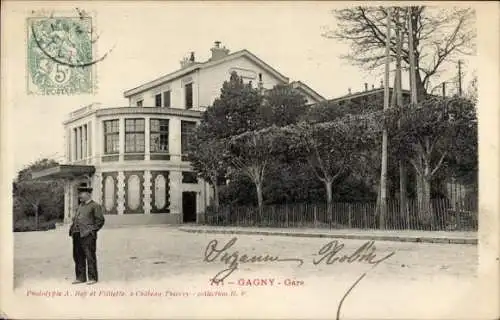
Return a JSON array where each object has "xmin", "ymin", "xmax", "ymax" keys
[
  {"xmin": 394, "ymin": 8, "xmax": 408, "ymax": 229},
  {"xmin": 408, "ymin": 6, "xmax": 425, "ymax": 225},
  {"xmin": 379, "ymin": 7, "xmax": 392, "ymax": 230},
  {"xmin": 458, "ymin": 60, "xmax": 463, "ymax": 96}
]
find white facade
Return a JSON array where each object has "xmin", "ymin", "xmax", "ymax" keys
[
  {"xmin": 197, "ymin": 56, "xmax": 283, "ymax": 107},
  {"xmin": 56, "ymin": 42, "xmax": 325, "ymax": 226},
  {"xmin": 63, "ymin": 107, "xmax": 207, "ymax": 225},
  {"xmin": 124, "ymin": 43, "xmax": 323, "ymax": 109}
]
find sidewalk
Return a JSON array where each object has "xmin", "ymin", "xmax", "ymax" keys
[{"xmin": 178, "ymin": 225, "xmax": 477, "ymax": 244}]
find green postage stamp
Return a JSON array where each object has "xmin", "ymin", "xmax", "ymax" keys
[{"xmin": 26, "ymin": 12, "xmax": 96, "ymax": 95}]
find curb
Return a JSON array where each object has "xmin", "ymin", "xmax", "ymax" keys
[{"xmin": 178, "ymin": 227, "xmax": 477, "ymax": 245}]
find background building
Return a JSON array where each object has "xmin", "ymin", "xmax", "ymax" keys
[{"xmin": 32, "ymin": 41, "xmax": 325, "ymax": 225}]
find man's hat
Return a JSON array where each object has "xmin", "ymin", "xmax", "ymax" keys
[{"xmin": 77, "ymin": 183, "xmax": 93, "ymax": 193}]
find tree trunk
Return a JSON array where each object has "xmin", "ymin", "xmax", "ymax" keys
[
  {"xmin": 313, "ymin": 206, "xmax": 319, "ymax": 226},
  {"xmin": 375, "ymin": 183, "xmax": 381, "ymax": 224},
  {"xmin": 409, "ymin": 6, "xmax": 428, "ymax": 228},
  {"xmin": 420, "ymin": 176, "xmax": 433, "ymax": 229},
  {"xmin": 415, "ymin": 70, "xmax": 428, "ymax": 101},
  {"xmin": 255, "ymin": 181, "xmax": 264, "ymax": 223},
  {"xmin": 325, "ymin": 180, "xmax": 333, "ymax": 223},
  {"xmin": 409, "ymin": 6, "xmax": 428, "ymax": 101},
  {"xmin": 416, "ymin": 173, "xmax": 424, "ymax": 216},
  {"xmin": 379, "ymin": 193, "xmax": 387, "ymax": 230},
  {"xmin": 399, "ymin": 161, "xmax": 409, "ymax": 227},
  {"xmin": 416, "ymin": 152, "xmax": 434, "ymax": 229},
  {"xmin": 34, "ymin": 203, "xmax": 39, "ymax": 230},
  {"xmin": 212, "ymin": 183, "xmax": 220, "ymax": 214},
  {"xmin": 393, "ymin": 15, "xmax": 409, "ymax": 228}
]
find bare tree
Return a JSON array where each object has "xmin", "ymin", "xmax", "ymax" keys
[{"xmin": 323, "ymin": 6, "xmax": 476, "ymax": 99}]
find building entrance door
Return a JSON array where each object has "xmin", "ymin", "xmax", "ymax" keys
[{"xmin": 182, "ymin": 192, "xmax": 197, "ymax": 223}]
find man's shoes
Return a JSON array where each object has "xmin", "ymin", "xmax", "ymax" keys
[
  {"xmin": 71, "ymin": 280, "xmax": 86, "ymax": 284},
  {"xmin": 86, "ymin": 280, "xmax": 97, "ymax": 285}
]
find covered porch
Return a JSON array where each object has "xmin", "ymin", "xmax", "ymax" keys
[{"xmin": 32, "ymin": 165, "xmax": 96, "ymax": 223}]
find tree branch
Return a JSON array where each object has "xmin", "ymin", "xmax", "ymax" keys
[
  {"xmin": 431, "ymin": 151, "xmax": 447, "ymax": 177},
  {"xmin": 409, "ymin": 158, "xmax": 424, "ymax": 177},
  {"xmin": 328, "ymin": 7, "xmax": 476, "ymax": 89},
  {"xmin": 332, "ymin": 164, "xmax": 346, "ymax": 182},
  {"xmin": 307, "ymin": 156, "xmax": 326, "ymax": 183}
]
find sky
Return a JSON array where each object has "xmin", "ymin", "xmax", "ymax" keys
[{"xmin": 2, "ymin": 2, "xmax": 477, "ymax": 177}]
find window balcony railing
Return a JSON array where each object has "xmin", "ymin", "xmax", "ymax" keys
[
  {"xmin": 100, "ymin": 152, "xmax": 174, "ymax": 162},
  {"xmin": 150, "ymin": 152, "xmax": 171, "ymax": 161},
  {"xmin": 102, "ymin": 153, "xmax": 119, "ymax": 162},
  {"xmin": 124, "ymin": 152, "xmax": 145, "ymax": 161}
]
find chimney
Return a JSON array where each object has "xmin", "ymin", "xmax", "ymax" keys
[
  {"xmin": 364, "ymin": 83, "xmax": 368, "ymax": 91},
  {"xmin": 348, "ymin": 88, "xmax": 352, "ymax": 95},
  {"xmin": 180, "ymin": 51, "xmax": 197, "ymax": 68},
  {"xmin": 210, "ymin": 41, "xmax": 230, "ymax": 61},
  {"xmin": 372, "ymin": 84, "xmax": 375, "ymax": 89}
]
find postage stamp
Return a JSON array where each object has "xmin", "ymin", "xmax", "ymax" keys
[{"xmin": 26, "ymin": 13, "xmax": 95, "ymax": 95}]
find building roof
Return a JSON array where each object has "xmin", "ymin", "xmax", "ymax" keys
[
  {"xmin": 63, "ymin": 106, "xmax": 203, "ymax": 125},
  {"xmin": 31, "ymin": 165, "xmax": 96, "ymax": 181},
  {"xmin": 123, "ymin": 49, "xmax": 291, "ymax": 98},
  {"xmin": 326, "ymin": 87, "xmax": 411, "ymax": 104},
  {"xmin": 290, "ymin": 81, "xmax": 326, "ymax": 103}
]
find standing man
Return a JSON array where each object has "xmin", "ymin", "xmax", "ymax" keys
[{"xmin": 69, "ymin": 185, "xmax": 105, "ymax": 285}]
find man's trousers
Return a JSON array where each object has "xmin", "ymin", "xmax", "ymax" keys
[{"xmin": 72, "ymin": 232, "xmax": 98, "ymax": 282}]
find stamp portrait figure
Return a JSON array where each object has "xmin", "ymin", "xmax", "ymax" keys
[{"xmin": 69, "ymin": 185, "xmax": 105, "ymax": 285}]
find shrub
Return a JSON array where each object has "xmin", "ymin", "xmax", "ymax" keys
[{"xmin": 13, "ymin": 218, "xmax": 57, "ymax": 232}]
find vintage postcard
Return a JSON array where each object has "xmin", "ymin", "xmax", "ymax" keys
[{"xmin": 1, "ymin": 1, "xmax": 498, "ymax": 319}]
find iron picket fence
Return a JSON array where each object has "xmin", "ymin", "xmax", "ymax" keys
[{"xmin": 204, "ymin": 197, "xmax": 477, "ymax": 231}]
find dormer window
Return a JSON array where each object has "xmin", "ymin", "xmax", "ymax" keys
[
  {"xmin": 185, "ymin": 83, "xmax": 193, "ymax": 109},
  {"xmin": 155, "ymin": 93, "xmax": 162, "ymax": 107},
  {"xmin": 163, "ymin": 91, "xmax": 171, "ymax": 107},
  {"xmin": 154, "ymin": 91, "xmax": 171, "ymax": 107}
]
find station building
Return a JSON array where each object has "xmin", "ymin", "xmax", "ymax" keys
[{"xmin": 32, "ymin": 41, "xmax": 326, "ymax": 225}]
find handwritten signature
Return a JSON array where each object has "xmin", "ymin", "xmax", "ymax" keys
[{"xmin": 204, "ymin": 237, "xmax": 395, "ymax": 283}]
